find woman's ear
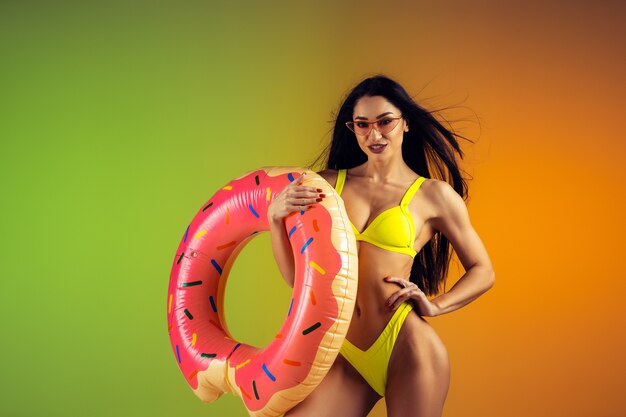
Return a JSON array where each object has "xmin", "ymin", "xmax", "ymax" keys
[{"xmin": 404, "ymin": 121, "xmax": 409, "ymax": 132}]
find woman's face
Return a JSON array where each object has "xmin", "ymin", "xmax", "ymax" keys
[{"xmin": 351, "ymin": 95, "xmax": 408, "ymax": 160}]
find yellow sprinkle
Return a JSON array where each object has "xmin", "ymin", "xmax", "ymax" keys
[
  {"xmin": 222, "ymin": 185, "xmax": 233, "ymax": 190},
  {"xmin": 309, "ymin": 261, "xmax": 326, "ymax": 275},
  {"xmin": 168, "ymin": 294, "xmax": 173, "ymax": 313},
  {"xmin": 191, "ymin": 333, "xmax": 197, "ymax": 346},
  {"xmin": 193, "ymin": 230, "xmax": 207, "ymax": 239},
  {"xmin": 236, "ymin": 359, "xmax": 251, "ymax": 370},
  {"xmin": 266, "ymin": 187, "xmax": 271, "ymax": 202},
  {"xmin": 224, "ymin": 336, "xmax": 236, "ymax": 342}
]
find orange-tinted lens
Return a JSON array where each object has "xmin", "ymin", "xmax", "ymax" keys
[
  {"xmin": 354, "ymin": 121, "xmax": 372, "ymax": 135},
  {"xmin": 376, "ymin": 117, "xmax": 401, "ymax": 134},
  {"xmin": 347, "ymin": 118, "xmax": 401, "ymax": 135}
]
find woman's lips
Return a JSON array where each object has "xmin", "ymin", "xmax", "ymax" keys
[{"xmin": 368, "ymin": 144, "xmax": 387, "ymax": 154}]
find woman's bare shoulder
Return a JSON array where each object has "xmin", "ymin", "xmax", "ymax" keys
[
  {"xmin": 426, "ymin": 178, "xmax": 462, "ymax": 200},
  {"xmin": 408, "ymin": 177, "xmax": 455, "ymax": 221},
  {"xmin": 419, "ymin": 178, "xmax": 468, "ymax": 220}
]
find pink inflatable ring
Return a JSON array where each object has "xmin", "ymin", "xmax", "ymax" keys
[{"xmin": 167, "ymin": 166, "xmax": 358, "ymax": 417}]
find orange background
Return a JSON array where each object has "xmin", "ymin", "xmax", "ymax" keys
[{"xmin": 397, "ymin": 4, "xmax": 626, "ymax": 417}]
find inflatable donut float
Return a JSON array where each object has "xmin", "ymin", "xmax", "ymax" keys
[{"xmin": 167, "ymin": 166, "xmax": 358, "ymax": 417}]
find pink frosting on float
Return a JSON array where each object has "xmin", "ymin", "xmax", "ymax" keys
[
  {"xmin": 232, "ymin": 202, "xmax": 341, "ymax": 410},
  {"xmin": 167, "ymin": 168, "xmax": 347, "ymax": 413}
]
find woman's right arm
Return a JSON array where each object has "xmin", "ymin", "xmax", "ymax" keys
[{"xmin": 268, "ymin": 173, "xmax": 325, "ymax": 288}]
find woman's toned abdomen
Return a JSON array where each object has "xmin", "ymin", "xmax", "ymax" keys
[{"xmin": 344, "ymin": 243, "xmax": 414, "ymax": 350}]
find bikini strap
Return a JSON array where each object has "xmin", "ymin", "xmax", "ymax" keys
[
  {"xmin": 335, "ymin": 169, "xmax": 347, "ymax": 195},
  {"xmin": 400, "ymin": 176, "xmax": 427, "ymax": 209}
]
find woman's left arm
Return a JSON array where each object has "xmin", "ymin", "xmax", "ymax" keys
[{"xmin": 386, "ymin": 180, "xmax": 495, "ymax": 316}]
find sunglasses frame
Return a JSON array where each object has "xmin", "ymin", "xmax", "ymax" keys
[{"xmin": 345, "ymin": 116, "xmax": 404, "ymax": 136}]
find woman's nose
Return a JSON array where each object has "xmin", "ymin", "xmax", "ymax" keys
[{"xmin": 368, "ymin": 126, "xmax": 383, "ymax": 139}]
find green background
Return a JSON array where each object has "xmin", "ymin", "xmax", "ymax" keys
[{"xmin": 0, "ymin": 2, "xmax": 398, "ymax": 416}]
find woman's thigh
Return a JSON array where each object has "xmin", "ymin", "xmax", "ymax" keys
[
  {"xmin": 385, "ymin": 313, "xmax": 451, "ymax": 417},
  {"xmin": 285, "ymin": 354, "xmax": 381, "ymax": 417}
]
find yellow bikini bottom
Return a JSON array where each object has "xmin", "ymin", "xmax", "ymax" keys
[{"xmin": 339, "ymin": 302, "xmax": 414, "ymax": 396}]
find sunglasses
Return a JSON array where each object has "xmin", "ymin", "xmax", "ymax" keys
[{"xmin": 345, "ymin": 116, "xmax": 403, "ymax": 136}]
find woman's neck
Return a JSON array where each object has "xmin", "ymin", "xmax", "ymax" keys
[{"xmin": 358, "ymin": 159, "xmax": 413, "ymax": 183}]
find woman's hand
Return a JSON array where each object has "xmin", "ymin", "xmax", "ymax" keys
[
  {"xmin": 267, "ymin": 173, "xmax": 325, "ymax": 223},
  {"xmin": 383, "ymin": 276, "xmax": 443, "ymax": 317}
]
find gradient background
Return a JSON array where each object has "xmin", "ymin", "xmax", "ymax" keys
[{"xmin": 1, "ymin": 1, "xmax": 625, "ymax": 416}]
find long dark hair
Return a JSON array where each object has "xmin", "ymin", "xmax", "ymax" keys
[{"xmin": 309, "ymin": 74, "xmax": 473, "ymax": 296}]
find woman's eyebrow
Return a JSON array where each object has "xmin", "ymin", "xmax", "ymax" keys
[{"xmin": 354, "ymin": 112, "xmax": 394, "ymax": 120}]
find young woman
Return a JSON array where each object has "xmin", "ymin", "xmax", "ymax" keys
[{"xmin": 268, "ymin": 75, "xmax": 495, "ymax": 417}]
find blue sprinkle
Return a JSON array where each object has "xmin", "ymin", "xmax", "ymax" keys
[
  {"xmin": 300, "ymin": 237, "xmax": 314, "ymax": 254},
  {"xmin": 183, "ymin": 225, "xmax": 190, "ymax": 243},
  {"xmin": 288, "ymin": 298, "xmax": 294, "ymax": 317},
  {"xmin": 300, "ymin": 210, "xmax": 305, "ymax": 215},
  {"xmin": 287, "ymin": 173, "xmax": 294, "ymax": 182},
  {"xmin": 209, "ymin": 295, "xmax": 217, "ymax": 313},
  {"xmin": 248, "ymin": 204, "xmax": 260, "ymax": 218},
  {"xmin": 262, "ymin": 363, "xmax": 276, "ymax": 382},
  {"xmin": 176, "ymin": 345, "xmax": 181, "ymax": 363},
  {"xmin": 232, "ymin": 343, "xmax": 241, "ymax": 353},
  {"xmin": 211, "ymin": 259, "xmax": 223, "ymax": 275},
  {"xmin": 288, "ymin": 226, "xmax": 296, "ymax": 238}
]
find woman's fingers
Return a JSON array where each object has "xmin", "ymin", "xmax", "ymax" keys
[
  {"xmin": 294, "ymin": 172, "xmax": 325, "ymax": 193},
  {"xmin": 291, "ymin": 172, "xmax": 327, "ymax": 193},
  {"xmin": 386, "ymin": 287, "xmax": 414, "ymax": 308},
  {"xmin": 384, "ymin": 276, "xmax": 425, "ymax": 310},
  {"xmin": 270, "ymin": 172, "xmax": 327, "ymax": 220},
  {"xmin": 383, "ymin": 276, "xmax": 410, "ymax": 288},
  {"xmin": 289, "ymin": 190, "xmax": 324, "ymax": 199},
  {"xmin": 288, "ymin": 173, "xmax": 322, "ymax": 195},
  {"xmin": 293, "ymin": 172, "xmax": 307, "ymax": 184},
  {"xmin": 287, "ymin": 190, "xmax": 324, "ymax": 205},
  {"xmin": 286, "ymin": 179, "xmax": 326, "ymax": 207},
  {"xmin": 389, "ymin": 290, "xmax": 422, "ymax": 310},
  {"xmin": 289, "ymin": 198, "xmax": 321, "ymax": 207}
]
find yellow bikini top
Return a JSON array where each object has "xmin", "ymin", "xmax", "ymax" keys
[{"xmin": 335, "ymin": 169, "xmax": 427, "ymax": 258}]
